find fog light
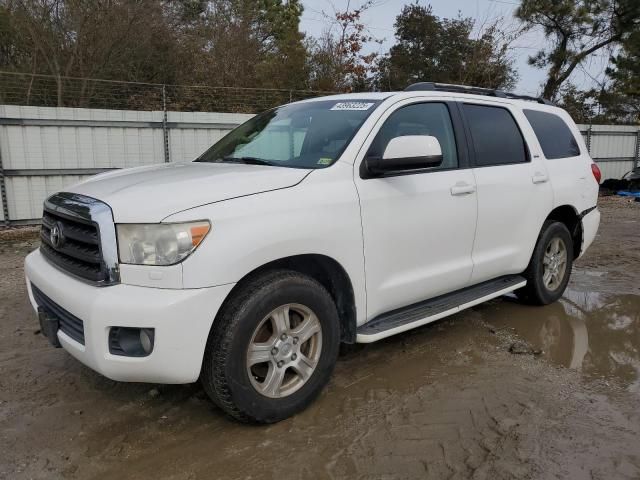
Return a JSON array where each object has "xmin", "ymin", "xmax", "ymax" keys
[
  {"xmin": 140, "ymin": 328, "xmax": 154, "ymax": 354},
  {"xmin": 109, "ymin": 327, "xmax": 155, "ymax": 357}
]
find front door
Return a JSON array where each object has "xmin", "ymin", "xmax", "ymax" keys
[{"xmin": 355, "ymin": 101, "xmax": 478, "ymax": 319}]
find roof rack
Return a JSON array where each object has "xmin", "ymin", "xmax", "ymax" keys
[{"xmin": 404, "ymin": 82, "xmax": 555, "ymax": 106}]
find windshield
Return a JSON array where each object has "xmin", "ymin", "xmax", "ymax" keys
[{"xmin": 195, "ymin": 99, "xmax": 382, "ymax": 169}]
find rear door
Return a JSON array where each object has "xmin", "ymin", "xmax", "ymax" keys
[{"xmin": 461, "ymin": 102, "xmax": 553, "ymax": 284}]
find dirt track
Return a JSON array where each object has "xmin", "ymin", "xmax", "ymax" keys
[{"xmin": 1, "ymin": 196, "xmax": 639, "ymax": 480}]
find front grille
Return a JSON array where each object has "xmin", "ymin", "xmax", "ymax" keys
[
  {"xmin": 31, "ymin": 283, "xmax": 85, "ymax": 345},
  {"xmin": 40, "ymin": 202, "xmax": 106, "ymax": 283}
]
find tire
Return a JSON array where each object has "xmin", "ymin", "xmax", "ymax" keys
[
  {"xmin": 201, "ymin": 270, "xmax": 340, "ymax": 423},
  {"xmin": 517, "ymin": 220, "xmax": 574, "ymax": 305}
]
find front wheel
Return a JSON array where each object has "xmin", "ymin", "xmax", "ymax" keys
[
  {"xmin": 201, "ymin": 270, "xmax": 340, "ymax": 423},
  {"xmin": 517, "ymin": 221, "xmax": 574, "ymax": 305}
]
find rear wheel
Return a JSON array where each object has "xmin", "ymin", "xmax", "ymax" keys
[
  {"xmin": 517, "ymin": 221, "xmax": 573, "ymax": 305},
  {"xmin": 201, "ymin": 270, "xmax": 340, "ymax": 423}
]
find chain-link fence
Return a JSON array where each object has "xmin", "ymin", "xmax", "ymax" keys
[
  {"xmin": 0, "ymin": 71, "xmax": 337, "ymax": 113},
  {"xmin": 0, "ymin": 71, "xmax": 343, "ymax": 225}
]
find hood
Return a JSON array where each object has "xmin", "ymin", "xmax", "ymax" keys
[{"xmin": 68, "ymin": 162, "xmax": 311, "ymax": 222}]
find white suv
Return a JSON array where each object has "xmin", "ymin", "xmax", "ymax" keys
[{"xmin": 25, "ymin": 83, "xmax": 601, "ymax": 423}]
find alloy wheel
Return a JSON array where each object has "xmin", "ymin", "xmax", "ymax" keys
[
  {"xmin": 543, "ymin": 237, "xmax": 568, "ymax": 291},
  {"xmin": 246, "ymin": 303, "xmax": 323, "ymax": 398}
]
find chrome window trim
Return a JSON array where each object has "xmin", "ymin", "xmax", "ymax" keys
[{"xmin": 43, "ymin": 192, "xmax": 120, "ymax": 286}]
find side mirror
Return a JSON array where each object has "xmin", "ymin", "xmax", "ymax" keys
[{"xmin": 365, "ymin": 135, "xmax": 443, "ymax": 176}]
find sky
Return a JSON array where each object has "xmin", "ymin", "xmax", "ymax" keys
[{"xmin": 299, "ymin": 0, "xmax": 612, "ymax": 96}]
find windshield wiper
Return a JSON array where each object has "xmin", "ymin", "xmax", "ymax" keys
[{"xmin": 219, "ymin": 156, "xmax": 277, "ymax": 166}]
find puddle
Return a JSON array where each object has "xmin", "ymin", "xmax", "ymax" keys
[{"xmin": 482, "ymin": 289, "xmax": 640, "ymax": 394}]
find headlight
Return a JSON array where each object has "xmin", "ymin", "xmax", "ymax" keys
[{"xmin": 116, "ymin": 221, "xmax": 210, "ymax": 266}]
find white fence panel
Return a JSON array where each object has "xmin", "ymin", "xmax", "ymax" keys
[
  {"xmin": 578, "ymin": 124, "xmax": 639, "ymax": 181},
  {"xmin": 590, "ymin": 133, "xmax": 636, "ymax": 160},
  {"xmin": 0, "ymin": 109, "xmax": 638, "ymax": 224},
  {"xmin": 598, "ymin": 161, "xmax": 636, "ymax": 181},
  {"xmin": 0, "ymin": 105, "xmax": 250, "ymax": 223},
  {"xmin": 6, "ymin": 175, "xmax": 92, "ymax": 220},
  {"xmin": 3, "ymin": 124, "xmax": 164, "ymax": 170},
  {"xmin": 0, "ymin": 105, "xmax": 165, "ymax": 170}
]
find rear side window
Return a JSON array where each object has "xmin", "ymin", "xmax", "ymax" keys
[
  {"xmin": 523, "ymin": 109, "xmax": 581, "ymax": 159},
  {"xmin": 463, "ymin": 104, "xmax": 528, "ymax": 166}
]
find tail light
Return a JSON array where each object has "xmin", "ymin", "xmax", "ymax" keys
[{"xmin": 591, "ymin": 163, "xmax": 601, "ymax": 184}]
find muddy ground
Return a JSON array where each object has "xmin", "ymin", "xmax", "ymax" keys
[{"xmin": 1, "ymin": 196, "xmax": 639, "ymax": 480}]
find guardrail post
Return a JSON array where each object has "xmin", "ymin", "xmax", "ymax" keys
[
  {"xmin": 0, "ymin": 135, "xmax": 10, "ymax": 226},
  {"xmin": 162, "ymin": 84, "xmax": 170, "ymax": 163}
]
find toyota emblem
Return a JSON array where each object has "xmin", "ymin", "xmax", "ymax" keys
[{"xmin": 50, "ymin": 221, "xmax": 64, "ymax": 249}]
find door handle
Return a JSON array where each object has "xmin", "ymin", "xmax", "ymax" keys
[
  {"xmin": 450, "ymin": 182, "xmax": 476, "ymax": 196},
  {"xmin": 532, "ymin": 172, "xmax": 549, "ymax": 184}
]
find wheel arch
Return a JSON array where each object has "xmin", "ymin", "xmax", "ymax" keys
[
  {"xmin": 545, "ymin": 205, "xmax": 582, "ymax": 259},
  {"xmin": 215, "ymin": 254, "xmax": 358, "ymax": 344}
]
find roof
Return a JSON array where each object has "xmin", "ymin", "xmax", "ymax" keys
[
  {"xmin": 298, "ymin": 82, "xmax": 556, "ymax": 110},
  {"xmin": 403, "ymin": 82, "xmax": 554, "ymax": 106}
]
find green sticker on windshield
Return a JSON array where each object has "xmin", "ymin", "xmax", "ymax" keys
[{"xmin": 318, "ymin": 158, "xmax": 332, "ymax": 165}]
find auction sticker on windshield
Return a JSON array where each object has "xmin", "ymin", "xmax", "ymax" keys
[{"xmin": 330, "ymin": 102, "xmax": 375, "ymax": 111}]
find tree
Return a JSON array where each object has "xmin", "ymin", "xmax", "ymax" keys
[
  {"xmin": 1, "ymin": 0, "xmax": 184, "ymax": 106},
  {"xmin": 0, "ymin": 5, "xmax": 28, "ymax": 71},
  {"xmin": 374, "ymin": 5, "xmax": 517, "ymax": 92},
  {"xmin": 180, "ymin": 0, "xmax": 308, "ymax": 90},
  {"xmin": 557, "ymin": 84, "xmax": 599, "ymax": 123},
  {"xmin": 557, "ymin": 24, "xmax": 640, "ymax": 124},
  {"xmin": 602, "ymin": 29, "xmax": 640, "ymax": 122},
  {"xmin": 0, "ymin": 0, "xmax": 311, "ymax": 108},
  {"xmin": 516, "ymin": 0, "xmax": 640, "ymax": 100},
  {"xmin": 306, "ymin": 0, "xmax": 380, "ymax": 92}
]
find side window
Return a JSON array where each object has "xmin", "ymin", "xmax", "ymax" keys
[
  {"xmin": 367, "ymin": 103, "xmax": 458, "ymax": 170},
  {"xmin": 463, "ymin": 104, "xmax": 528, "ymax": 166},
  {"xmin": 523, "ymin": 109, "xmax": 581, "ymax": 159}
]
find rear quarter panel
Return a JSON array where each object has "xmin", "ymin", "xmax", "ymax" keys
[{"xmin": 525, "ymin": 106, "xmax": 599, "ymax": 213}]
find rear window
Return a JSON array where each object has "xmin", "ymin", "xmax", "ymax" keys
[
  {"xmin": 523, "ymin": 109, "xmax": 581, "ymax": 159},
  {"xmin": 463, "ymin": 104, "xmax": 528, "ymax": 166}
]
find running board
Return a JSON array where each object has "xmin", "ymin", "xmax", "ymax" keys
[{"xmin": 356, "ymin": 275, "xmax": 526, "ymax": 343}]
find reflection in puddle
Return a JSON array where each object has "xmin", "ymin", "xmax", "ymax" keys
[{"xmin": 484, "ymin": 290, "xmax": 640, "ymax": 394}]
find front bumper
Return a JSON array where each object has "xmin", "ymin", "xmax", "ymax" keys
[{"xmin": 25, "ymin": 249, "xmax": 234, "ymax": 384}]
